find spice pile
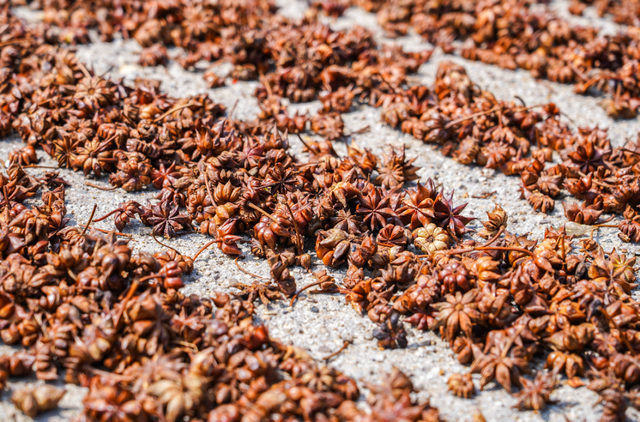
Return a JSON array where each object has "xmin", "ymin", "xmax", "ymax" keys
[
  {"xmin": 15, "ymin": 0, "xmax": 640, "ymax": 118},
  {"xmin": 378, "ymin": 62, "xmax": 640, "ymax": 239},
  {"xmin": 323, "ymin": 0, "xmax": 640, "ymax": 119},
  {"xmin": 0, "ymin": 165, "xmax": 445, "ymax": 421},
  {"xmin": 1, "ymin": 1, "xmax": 640, "ymax": 422},
  {"xmin": 568, "ymin": 0, "xmax": 640, "ymax": 26}
]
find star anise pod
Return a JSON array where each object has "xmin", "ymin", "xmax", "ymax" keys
[
  {"xmin": 515, "ymin": 371, "xmax": 558, "ymax": 411},
  {"xmin": 447, "ymin": 372, "xmax": 475, "ymax": 398},
  {"xmin": 478, "ymin": 203, "xmax": 508, "ymax": 239},
  {"xmin": 434, "ymin": 289, "xmax": 481, "ymax": 341},
  {"xmin": 372, "ymin": 311, "xmax": 408, "ymax": 349},
  {"xmin": 11, "ymin": 384, "xmax": 66, "ymax": 417},
  {"xmin": 471, "ymin": 334, "xmax": 531, "ymax": 393},
  {"xmin": 399, "ymin": 180, "xmax": 437, "ymax": 229},
  {"xmin": 144, "ymin": 200, "xmax": 192, "ymax": 238},
  {"xmin": 357, "ymin": 187, "xmax": 399, "ymax": 231},
  {"xmin": 432, "ymin": 192, "xmax": 474, "ymax": 236},
  {"xmin": 567, "ymin": 140, "xmax": 609, "ymax": 173},
  {"xmin": 375, "ymin": 146, "xmax": 420, "ymax": 188}
]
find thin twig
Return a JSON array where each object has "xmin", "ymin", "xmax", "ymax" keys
[
  {"xmin": 323, "ymin": 341, "xmax": 350, "ymax": 360},
  {"xmin": 247, "ymin": 202, "xmax": 279, "ymax": 224},
  {"xmin": 577, "ymin": 171, "xmax": 614, "ymax": 189},
  {"xmin": 85, "ymin": 181, "xmax": 116, "ymax": 191},
  {"xmin": 78, "ymin": 62, "xmax": 92, "ymax": 79},
  {"xmin": 94, "ymin": 208, "xmax": 120, "ymax": 222},
  {"xmin": 444, "ymin": 106, "xmax": 502, "ymax": 129},
  {"xmin": 203, "ymin": 169, "xmax": 217, "ymax": 207},
  {"xmin": 471, "ymin": 190, "xmax": 497, "ymax": 199},
  {"xmin": 138, "ymin": 273, "xmax": 167, "ymax": 283},
  {"xmin": 23, "ymin": 165, "xmax": 59, "ymax": 169},
  {"xmin": 78, "ymin": 204, "xmax": 97, "ymax": 240},
  {"xmin": 285, "ymin": 202, "xmax": 302, "ymax": 255},
  {"xmin": 447, "ymin": 245, "xmax": 534, "ymax": 257},
  {"xmin": 151, "ymin": 232, "xmax": 182, "ymax": 255},
  {"xmin": 290, "ymin": 281, "xmax": 322, "ymax": 307},
  {"xmin": 347, "ymin": 125, "xmax": 371, "ymax": 136},
  {"xmin": 480, "ymin": 226, "xmax": 505, "ymax": 248},
  {"xmin": 229, "ymin": 99, "xmax": 239, "ymax": 119},
  {"xmin": 621, "ymin": 148, "xmax": 640, "ymax": 157},
  {"xmin": 153, "ymin": 103, "xmax": 192, "ymax": 122},
  {"xmin": 235, "ymin": 256, "xmax": 269, "ymax": 280},
  {"xmin": 192, "ymin": 239, "xmax": 221, "ymax": 262},
  {"xmin": 296, "ymin": 133, "xmax": 315, "ymax": 152},
  {"xmin": 90, "ymin": 227, "xmax": 132, "ymax": 237},
  {"xmin": 444, "ymin": 104, "xmax": 546, "ymax": 129}
]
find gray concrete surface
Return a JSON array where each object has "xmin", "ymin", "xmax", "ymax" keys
[{"xmin": 2, "ymin": 1, "xmax": 640, "ymax": 421}]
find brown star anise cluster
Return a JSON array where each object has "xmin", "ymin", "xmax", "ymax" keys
[
  {"xmin": 334, "ymin": 0, "xmax": 640, "ymax": 119},
  {"xmin": 1, "ymin": 1, "xmax": 640, "ymax": 421},
  {"xmin": 0, "ymin": 164, "xmax": 445, "ymax": 422}
]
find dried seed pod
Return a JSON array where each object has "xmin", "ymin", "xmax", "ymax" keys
[
  {"xmin": 447, "ymin": 372, "xmax": 475, "ymax": 398},
  {"xmin": 12, "ymin": 385, "xmax": 66, "ymax": 417},
  {"xmin": 413, "ymin": 224, "xmax": 450, "ymax": 254}
]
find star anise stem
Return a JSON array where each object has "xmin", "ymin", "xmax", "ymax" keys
[
  {"xmin": 85, "ymin": 181, "xmax": 116, "ymax": 191},
  {"xmin": 290, "ymin": 281, "xmax": 323, "ymax": 307},
  {"xmin": 151, "ymin": 232, "xmax": 183, "ymax": 256},
  {"xmin": 247, "ymin": 202, "xmax": 279, "ymax": 224},
  {"xmin": 285, "ymin": 202, "xmax": 303, "ymax": 255},
  {"xmin": 235, "ymin": 256, "xmax": 268, "ymax": 280},
  {"xmin": 323, "ymin": 340, "xmax": 350, "ymax": 360},
  {"xmin": 152, "ymin": 103, "xmax": 192, "ymax": 122},
  {"xmin": 192, "ymin": 239, "xmax": 220, "ymax": 262},
  {"xmin": 481, "ymin": 226, "xmax": 506, "ymax": 247},
  {"xmin": 78, "ymin": 204, "xmax": 97, "ymax": 239},
  {"xmin": 447, "ymin": 245, "xmax": 534, "ymax": 257}
]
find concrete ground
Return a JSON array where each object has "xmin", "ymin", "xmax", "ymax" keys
[{"xmin": 2, "ymin": 1, "xmax": 640, "ymax": 421}]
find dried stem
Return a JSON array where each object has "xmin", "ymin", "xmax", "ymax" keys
[
  {"xmin": 153, "ymin": 103, "xmax": 192, "ymax": 122},
  {"xmin": 444, "ymin": 106, "xmax": 503, "ymax": 129},
  {"xmin": 235, "ymin": 256, "xmax": 268, "ymax": 280},
  {"xmin": 290, "ymin": 281, "xmax": 322, "ymax": 307},
  {"xmin": 621, "ymin": 148, "xmax": 640, "ymax": 157},
  {"xmin": 78, "ymin": 204, "xmax": 97, "ymax": 240},
  {"xmin": 192, "ymin": 239, "xmax": 221, "ymax": 262},
  {"xmin": 138, "ymin": 273, "xmax": 167, "ymax": 283},
  {"xmin": 480, "ymin": 226, "xmax": 505, "ymax": 248},
  {"xmin": 247, "ymin": 202, "xmax": 279, "ymax": 224},
  {"xmin": 229, "ymin": 99, "xmax": 239, "ymax": 119},
  {"xmin": 151, "ymin": 232, "xmax": 182, "ymax": 255},
  {"xmin": 445, "ymin": 104, "xmax": 546, "ymax": 129},
  {"xmin": 296, "ymin": 133, "xmax": 315, "ymax": 152},
  {"xmin": 323, "ymin": 340, "xmax": 350, "ymax": 360},
  {"xmin": 578, "ymin": 171, "xmax": 614, "ymax": 188},
  {"xmin": 93, "ymin": 208, "xmax": 120, "ymax": 222},
  {"xmin": 91, "ymin": 227, "xmax": 132, "ymax": 237},
  {"xmin": 85, "ymin": 181, "xmax": 116, "ymax": 191},
  {"xmin": 284, "ymin": 202, "xmax": 303, "ymax": 255},
  {"xmin": 447, "ymin": 245, "xmax": 534, "ymax": 257}
]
